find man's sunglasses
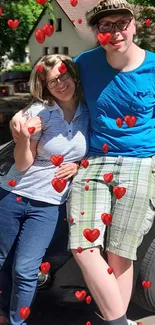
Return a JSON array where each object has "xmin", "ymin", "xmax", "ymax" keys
[{"xmin": 97, "ymin": 18, "xmax": 133, "ymax": 34}]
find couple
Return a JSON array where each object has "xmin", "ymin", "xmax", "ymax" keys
[{"xmin": 0, "ymin": 0, "xmax": 155, "ymax": 324}]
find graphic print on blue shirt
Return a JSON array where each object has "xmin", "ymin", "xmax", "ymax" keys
[{"xmin": 74, "ymin": 46, "xmax": 155, "ymax": 157}]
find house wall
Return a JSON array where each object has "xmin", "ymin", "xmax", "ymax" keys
[{"xmin": 28, "ymin": 1, "xmax": 96, "ymax": 67}]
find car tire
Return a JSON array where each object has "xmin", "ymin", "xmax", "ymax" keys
[{"xmin": 132, "ymin": 238, "xmax": 155, "ymax": 312}]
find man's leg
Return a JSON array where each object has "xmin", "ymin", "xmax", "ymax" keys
[
  {"xmin": 107, "ymin": 252, "xmax": 133, "ymax": 313},
  {"xmin": 72, "ymin": 247, "xmax": 128, "ymax": 323}
]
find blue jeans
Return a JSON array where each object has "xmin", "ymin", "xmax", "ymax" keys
[{"xmin": 0, "ymin": 188, "xmax": 67, "ymax": 325}]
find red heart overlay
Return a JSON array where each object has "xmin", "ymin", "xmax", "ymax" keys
[
  {"xmin": 81, "ymin": 159, "xmax": 89, "ymax": 168},
  {"xmin": 101, "ymin": 213, "xmax": 112, "ymax": 225},
  {"xmin": 75, "ymin": 290, "xmax": 87, "ymax": 301},
  {"xmin": 124, "ymin": 115, "xmax": 137, "ymax": 128},
  {"xmin": 83, "ymin": 228, "xmax": 100, "ymax": 242},
  {"xmin": 8, "ymin": 19, "xmax": 20, "ymax": 29},
  {"xmin": 58, "ymin": 63, "xmax": 67, "ymax": 74},
  {"xmin": 102, "ymin": 143, "xmax": 108, "ymax": 153},
  {"xmin": 8, "ymin": 179, "xmax": 17, "ymax": 187},
  {"xmin": 70, "ymin": 0, "xmax": 78, "ymax": 6},
  {"xmin": 113, "ymin": 186, "xmax": 126, "ymax": 199},
  {"xmin": 97, "ymin": 33, "xmax": 112, "ymax": 46},
  {"xmin": 116, "ymin": 117, "xmax": 123, "ymax": 128},
  {"xmin": 85, "ymin": 295, "xmax": 92, "ymax": 304},
  {"xmin": 50, "ymin": 155, "xmax": 64, "ymax": 166},
  {"xmin": 51, "ymin": 178, "xmax": 66, "ymax": 193},
  {"xmin": 28, "ymin": 127, "xmax": 36, "ymax": 135},
  {"xmin": 35, "ymin": 29, "xmax": 45, "ymax": 44},
  {"xmin": 36, "ymin": 0, "xmax": 48, "ymax": 5},
  {"xmin": 19, "ymin": 307, "xmax": 30, "ymax": 320},
  {"xmin": 40, "ymin": 262, "xmax": 51, "ymax": 274},
  {"xmin": 36, "ymin": 65, "xmax": 44, "ymax": 73},
  {"xmin": 103, "ymin": 173, "xmax": 113, "ymax": 183},
  {"xmin": 43, "ymin": 24, "xmax": 54, "ymax": 37},
  {"xmin": 142, "ymin": 281, "xmax": 152, "ymax": 289},
  {"xmin": 107, "ymin": 267, "xmax": 113, "ymax": 274}
]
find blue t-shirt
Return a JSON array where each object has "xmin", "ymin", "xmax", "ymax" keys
[{"xmin": 74, "ymin": 46, "xmax": 155, "ymax": 157}]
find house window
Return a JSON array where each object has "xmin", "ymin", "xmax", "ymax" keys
[
  {"xmin": 63, "ymin": 47, "xmax": 69, "ymax": 55},
  {"xmin": 49, "ymin": 19, "xmax": 54, "ymax": 26},
  {"xmin": 53, "ymin": 47, "xmax": 59, "ymax": 54},
  {"xmin": 43, "ymin": 47, "xmax": 50, "ymax": 55},
  {"xmin": 56, "ymin": 18, "xmax": 62, "ymax": 32}
]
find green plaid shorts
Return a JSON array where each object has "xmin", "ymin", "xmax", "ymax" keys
[{"xmin": 67, "ymin": 156, "xmax": 155, "ymax": 260}]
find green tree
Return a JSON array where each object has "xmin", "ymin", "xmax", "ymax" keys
[{"xmin": 0, "ymin": 0, "xmax": 45, "ymax": 68}]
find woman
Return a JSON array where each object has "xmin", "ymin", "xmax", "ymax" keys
[{"xmin": 0, "ymin": 54, "xmax": 89, "ymax": 325}]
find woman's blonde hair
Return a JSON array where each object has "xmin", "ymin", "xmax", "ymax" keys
[{"xmin": 28, "ymin": 54, "xmax": 85, "ymax": 106}]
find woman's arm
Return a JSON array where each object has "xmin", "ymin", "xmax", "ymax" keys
[{"xmin": 14, "ymin": 121, "xmax": 38, "ymax": 172}]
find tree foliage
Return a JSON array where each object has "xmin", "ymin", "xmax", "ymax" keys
[{"xmin": 0, "ymin": 0, "xmax": 44, "ymax": 68}]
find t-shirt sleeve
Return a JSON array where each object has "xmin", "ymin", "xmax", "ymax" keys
[{"xmin": 22, "ymin": 102, "xmax": 50, "ymax": 141}]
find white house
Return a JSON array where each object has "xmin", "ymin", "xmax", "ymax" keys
[{"xmin": 27, "ymin": 0, "xmax": 98, "ymax": 67}]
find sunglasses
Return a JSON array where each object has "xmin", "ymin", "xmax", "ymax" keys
[
  {"xmin": 46, "ymin": 72, "xmax": 70, "ymax": 89},
  {"xmin": 97, "ymin": 18, "xmax": 133, "ymax": 34}
]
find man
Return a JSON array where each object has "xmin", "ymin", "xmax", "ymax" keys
[{"xmin": 68, "ymin": 0, "xmax": 155, "ymax": 325}]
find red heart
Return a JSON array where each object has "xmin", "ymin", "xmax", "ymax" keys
[
  {"xmin": 107, "ymin": 267, "xmax": 113, "ymax": 274},
  {"xmin": 103, "ymin": 173, "xmax": 113, "ymax": 183},
  {"xmin": 70, "ymin": 0, "xmax": 78, "ymax": 6},
  {"xmin": 40, "ymin": 262, "xmax": 51, "ymax": 274},
  {"xmin": 142, "ymin": 281, "xmax": 152, "ymax": 289},
  {"xmin": 90, "ymin": 249, "xmax": 94, "ymax": 252},
  {"xmin": 0, "ymin": 8, "xmax": 2, "ymax": 16},
  {"xmin": 0, "ymin": 290, "xmax": 2, "ymax": 294},
  {"xmin": 58, "ymin": 62, "xmax": 67, "ymax": 74},
  {"xmin": 83, "ymin": 228, "xmax": 100, "ymax": 242},
  {"xmin": 77, "ymin": 247, "xmax": 82, "ymax": 253},
  {"xmin": 16, "ymin": 196, "xmax": 22, "ymax": 202},
  {"xmin": 102, "ymin": 143, "xmax": 108, "ymax": 153},
  {"xmin": 2, "ymin": 89, "xmax": 6, "ymax": 93},
  {"xmin": 8, "ymin": 19, "xmax": 20, "ymax": 29},
  {"xmin": 78, "ymin": 18, "xmax": 82, "ymax": 24},
  {"xmin": 36, "ymin": 65, "xmax": 44, "ymax": 73},
  {"xmin": 80, "ymin": 212, "xmax": 84, "ymax": 215},
  {"xmin": 50, "ymin": 155, "xmax": 64, "ymax": 166},
  {"xmin": 116, "ymin": 117, "xmax": 123, "ymax": 128},
  {"xmin": 28, "ymin": 127, "xmax": 36, "ymax": 135},
  {"xmin": 19, "ymin": 307, "xmax": 30, "ymax": 320},
  {"xmin": 81, "ymin": 160, "xmax": 89, "ymax": 168},
  {"xmin": 86, "ymin": 178, "xmax": 90, "ymax": 183},
  {"xmin": 51, "ymin": 178, "xmax": 66, "ymax": 193},
  {"xmin": 69, "ymin": 217, "xmax": 74, "ymax": 223},
  {"xmin": 113, "ymin": 186, "xmax": 126, "ymax": 199},
  {"xmin": 85, "ymin": 185, "xmax": 89, "ymax": 191},
  {"xmin": 124, "ymin": 115, "xmax": 137, "ymax": 128},
  {"xmin": 85, "ymin": 295, "xmax": 92, "ymax": 304},
  {"xmin": 101, "ymin": 213, "xmax": 112, "ymax": 225},
  {"xmin": 35, "ymin": 28, "xmax": 45, "ymax": 44},
  {"xmin": 145, "ymin": 18, "xmax": 151, "ymax": 26},
  {"xmin": 64, "ymin": 218, "xmax": 67, "ymax": 221},
  {"xmin": 43, "ymin": 24, "xmax": 54, "ymax": 37},
  {"xmin": 36, "ymin": 0, "xmax": 48, "ymax": 4},
  {"xmin": 97, "ymin": 33, "xmax": 112, "ymax": 46},
  {"xmin": 86, "ymin": 322, "xmax": 92, "ymax": 325},
  {"xmin": 8, "ymin": 179, "xmax": 17, "ymax": 187},
  {"xmin": 75, "ymin": 290, "xmax": 87, "ymax": 301},
  {"xmin": 71, "ymin": 19, "xmax": 75, "ymax": 23}
]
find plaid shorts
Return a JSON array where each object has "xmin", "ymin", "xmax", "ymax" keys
[{"xmin": 67, "ymin": 156, "xmax": 155, "ymax": 260}]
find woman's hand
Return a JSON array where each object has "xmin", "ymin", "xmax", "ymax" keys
[
  {"xmin": 10, "ymin": 115, "xmax": 43, "ymax": 143},
  {"xmin": 56, "ymin": 162, "xmax": 79, "ymax": 180}
]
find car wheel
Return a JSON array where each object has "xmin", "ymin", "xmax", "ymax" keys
[{"xmin": 132, "ymin": 238, "xmax": 155, "ymax": 312}]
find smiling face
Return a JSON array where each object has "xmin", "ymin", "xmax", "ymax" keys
[
  {"xmin": 46, "ymin": 61, "xmax": 76, "ymax": 105},
  {"xmin": 96, "ymin": 14, "xmax": 136, "ymax": 53}
]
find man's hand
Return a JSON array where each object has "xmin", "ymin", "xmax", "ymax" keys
[{"xmin": 56, "ymin": 162, "xmax": 79, "ymax": 180}]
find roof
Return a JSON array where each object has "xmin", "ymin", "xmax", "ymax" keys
[{"xmin": 27, "ymin": 0, "xmax": 97, "ymax": 43}]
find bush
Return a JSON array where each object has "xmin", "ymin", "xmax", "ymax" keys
[{"xmin": 8, "ymin": 62, "xmax": 31, "ymax": 72}]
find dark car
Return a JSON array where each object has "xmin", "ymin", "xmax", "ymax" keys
[{"xmin": 1, "ymin": 141, "xmax": 155, "ymax": 315}]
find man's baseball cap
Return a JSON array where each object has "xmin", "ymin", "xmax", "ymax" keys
[{"xmin": 86, "ymin": 0, "xmax": 134, "ymax": 26}]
